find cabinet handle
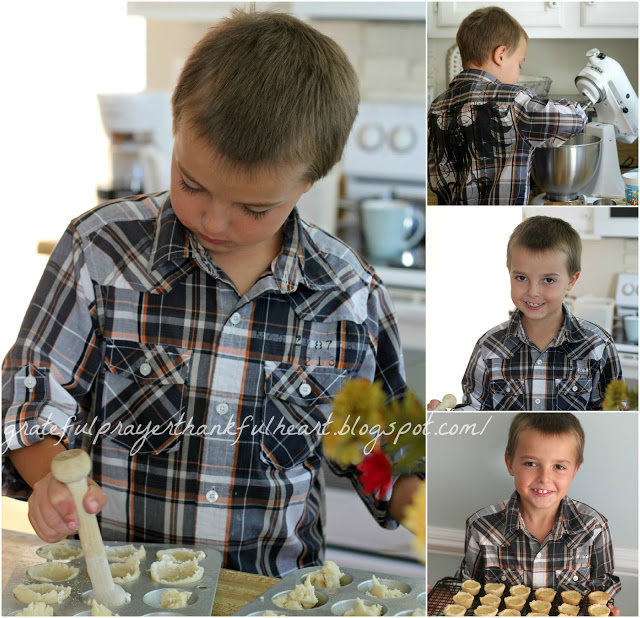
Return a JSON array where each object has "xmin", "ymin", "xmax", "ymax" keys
[{"xmin": 546, "ymin": 1, "xmax": 559, "ymax": 7}]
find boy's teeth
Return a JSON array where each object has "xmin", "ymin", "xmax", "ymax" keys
[
  {"xmin": 533, "ymin": 489, "xmax": 551, "ymax": 494},
  {"xmin": 526, "ymin": 302, "xmax": 542, "ymax": 307}
]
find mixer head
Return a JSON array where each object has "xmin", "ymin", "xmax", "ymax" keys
[{"xmin": 575, "ymin": 48, "xmax": 638, "ymax": 144}]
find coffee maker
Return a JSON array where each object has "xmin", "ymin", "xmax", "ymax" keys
[{"xmin": 97, "ymin": 92, "xmax": 173, "ymax": 200}]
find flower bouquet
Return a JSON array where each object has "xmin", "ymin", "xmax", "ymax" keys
[
  {"xmin": 323, "ymin": 379, "xmax": 426, "ymax": 562},
  {"xmin": 603, "ymin": 380, "xmax": 638, "ymax": 411}
]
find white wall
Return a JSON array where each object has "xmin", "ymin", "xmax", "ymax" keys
[{"xmin": 0, "ymin": 1, "xmax": 146, "ymax": 360}]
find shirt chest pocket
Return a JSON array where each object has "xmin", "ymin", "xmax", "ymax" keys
[
  {"xmin": 555, "ymin": 545, "xmax": 592, "ymax": 594},
  {"xmin": 260, "ymin": 361, "xmax": 349, "ymax": 470},
  {"xmin": 555, "ymin": 361, "xmax": 594, "ymax": 410},
  {"xmin": 100, "ymin": 339, "xmax": 192, "ymax": 455}
]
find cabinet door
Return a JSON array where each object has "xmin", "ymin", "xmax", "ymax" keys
[
  {"xmin": 580, "ymin": 1, "xmax": 638, "ymax": 27},
  {"xmin": 433, "ymin": 2, "xmax": 564, "ymax": 29}
]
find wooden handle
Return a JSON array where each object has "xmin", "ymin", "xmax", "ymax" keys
[{"xmin": 51, "ymin": 450, "xmax": 128, "ymax": 607}]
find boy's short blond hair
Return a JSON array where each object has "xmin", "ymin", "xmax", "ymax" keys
[
  {"xmin": 172, "ymin": 9, "xmax": 359, "ymax": 183},
  {"xmin": 506, "ymin": 413, "xmax": 585, "ymax": 466},
  {"xmin": 457, "ymin": 6, "xmax": 528, "ymax": 67},
  {"xmin": 506, "ymin": 216, "xmax": 582, "ymax": 277}
]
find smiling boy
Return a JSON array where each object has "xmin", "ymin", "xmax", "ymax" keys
[
  {"xmin": 456, "ymin": 414, "xmax": 621, "ymax": 607},
  {"xmin": 458, "ymin": 216, "xmax": 622, "ymax": 410},
  {"xmin": 428, "ymin": 6, "xmax": 587, "ymax": 204},
  {"xmin": 2, "ymin": 9, "xmax": 423, "ymax": 577}
]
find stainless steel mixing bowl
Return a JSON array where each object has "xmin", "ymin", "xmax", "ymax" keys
[{"xmin": 531, "ymin": 134, "xmax": 601, "ymax": 201}]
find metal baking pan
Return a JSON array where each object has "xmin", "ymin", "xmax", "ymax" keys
[
  {"xmin": 427, "ymin": 576, "xmax": 612, "ymax": 616},
  {"xmin": 234, "ymin": 564, "xmax": 426, "ymax": 616},
  {"xmin": 2, "ymin": 541, "xmax": 223, "ymax": 616}
]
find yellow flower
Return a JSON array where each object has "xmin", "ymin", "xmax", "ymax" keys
[
  {"xmin": 603, "ymin": 380, "xmax": 629, "ymax": 410},
  {"xmin": 402, "ymin": 482, "xmax": 425, "ymax": 563}
]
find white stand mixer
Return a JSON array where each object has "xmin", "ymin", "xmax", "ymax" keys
[{"xmin": 575, "ymin": 48, "xmax": 638, "ymax": 199}]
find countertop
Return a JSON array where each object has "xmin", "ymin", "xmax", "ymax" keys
[{"xmin": 2, "ymin": 529, "xmax": 279, "ymax": 616}]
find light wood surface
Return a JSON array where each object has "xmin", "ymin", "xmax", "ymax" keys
[{"xmin": 2, "ymin": 528, "xmax": 279, "ymax": 616}]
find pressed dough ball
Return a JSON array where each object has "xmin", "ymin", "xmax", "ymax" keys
[
  {"xmin": 37, "ymin": 543, "xmax": 83, "ymax": 561},
  {"xmin": 306, "ymin": 560, "xmax": 345, "ymax": 588},
  {"xmin": 15, "ymin": 602, "xmax": 54, "ymax": 616},
  {"xmin": 365, "ymin": 574, "xmax": 406, "ymax": 599},
  {"xmin": 105, "ymin": 545, "xmax": 146, "ymax": 562},
  {"xmin": 13, "ymin": 583, "xmax": 71, "ymax": 605},
  {"xmin": 156, "ymin": 548, "xmax": 206, "ymax": 563},
  {"xmin": 150, "ymin": 556, "xmax": 204, "ymax": 585},
  {"xmin": 26, "ymin": 563, "xmax": 79, "ymax": 583},
  {"xmin": 272, "ymin": 578, "xmax": 318, "ymax": 610},
  {"xmin": 159, "ymin": 589, "xmax": 192, "ymax": 609},
  {"xmin": 343, "ymin": 598, "xmax": 384, "ymax": 616}
]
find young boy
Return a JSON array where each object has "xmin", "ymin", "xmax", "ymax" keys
[
  {"xmin": 458, "ymin": 216, "xmax": 622, "ymax": 410},
  {"xmin": 428, "ymin": 6, "xmax": 588, "ymax": 205},
  {"xmin": 2, "ymin": 10, "xmax": 423, "ymax": 577},
  {"xmin": 457, "ymin": 413, "xmax": 621, "ymax": 610}
]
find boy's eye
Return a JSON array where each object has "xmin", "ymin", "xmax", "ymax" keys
[
  {"xmin": 180, "ymin": 177, "xmax": 202, "ymax": 195},
  {"xmin": 515, "ymin": 275, "xmax": 527, "ymax": 282},
  {"xmin": 554, "ymin": 464, "xmax": 566, "ymax": 470},
  {"xmin": 240, "ymin": 205, "xmax": 268, "ymax": 220},
  {"xmin": 544, "ymin": 278, "xmax": 556, "ymax": 284},
  {"xmin": 524, "ymin": 461, "xmax": 536, "ymax": 467}
]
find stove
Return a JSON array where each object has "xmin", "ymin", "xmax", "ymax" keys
[{"xmin": 614, "ymin": 272, "xmax": 638, "ymax": 388}]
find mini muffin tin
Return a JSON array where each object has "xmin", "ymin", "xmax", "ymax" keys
[
  {"xmin": 2, "ymin": 541, "xmax": 223, "ymax": 616},
  {"xmin": 234, "ymin": 565, "xmax": 426, "ymax": 616},
  {"xmin": 427, "ymin": 577, "xmax": 614, "ymax": 616}
]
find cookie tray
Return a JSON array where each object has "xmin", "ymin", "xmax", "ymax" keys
[
  {"xmin": 233, "ymin": 565, "xmax": 426, "ymax": 616},
  {"xmin": 2, "ymin": 541, "xmax": 223, "ymax": 616},
  {"xmin": 427, "ymin": 576, "xmax": 609, "ymax": 616}
]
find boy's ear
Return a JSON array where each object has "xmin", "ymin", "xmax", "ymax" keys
[
  {"xmin": 492, "ymin": 45, "xmax": 508, "ymax": 67},
  {"xmin": 567, "ymin": 271, "xmax": 581, "ymax": 291},
  {"xmin": 504, "ymin": 452, "xmax": 514, "ymax": 476}
]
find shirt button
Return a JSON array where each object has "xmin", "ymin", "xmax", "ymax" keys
[
  {"xmin": 205, "ymin": 488, "xmax": 219, "ymax": 503},
  {"xmin": 505, "ymin": 387, "xmax": 511, "ymax": 393},
  {"xmin": 535, "ymin": 398, "xmax": 541, "ymax": 404},
  {"xmin": 230, "ymin": 313, "xmax": 241, "ymax": 325},
  {"xmin": 572, "ymin": 385, "xmax": 578, "ymax": 392},
  {"xmin": 140, "ymin": 362, "xmax": 152, "ymax": 376},
  {"xmin": 216, "ymin": 402, "xmax": 229, "ymax": 415},
  {"xmin": 536, "ymin": 360, "xmax": 542, "ymax": 365},
  {"xmin": 572, "ymin": 575, "xmax": 579, "ymax": 581},
  {"xmin": 299, "ymin": 382, "xmax": 312, "ymax": 397},
  {"xmin": 556, "ymin": 570, "xmax": 562, "ymax": 576},
  {"xmin": 501, "ymin": 575, "xmax": 506, "ymax": 582},
  {"xmin": 24, "ymin": 376, "xmax": 36, "ymax": 389}
]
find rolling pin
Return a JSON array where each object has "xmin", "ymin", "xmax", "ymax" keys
[{"xmin": 50, "ymin": 449, "xmax": 129, "ymax": 607}]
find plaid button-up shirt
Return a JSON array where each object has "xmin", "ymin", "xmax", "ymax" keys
[
  {"xmin": 460, "ymin": 306, "xmax": 622, "ymax": 411},
  {"xmin": 456, "ymin": 491, "xmax": 621, "ymax": 596},
  {"xmin": 428, "ymin": 70, "xmax": 587, "ymax": 205},
  {"xmin": 2, "ymin": 192, "xmax": 409, "ymax": 576}
]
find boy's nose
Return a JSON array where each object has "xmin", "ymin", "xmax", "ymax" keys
[{"xmin": 201, "ymin": 202, "xmax": 229, "ymax": 234}]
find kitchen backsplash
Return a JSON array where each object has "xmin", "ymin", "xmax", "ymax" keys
[{"xmin": 146, "ymin": 18, "xmax": 425, "ymax": 102}]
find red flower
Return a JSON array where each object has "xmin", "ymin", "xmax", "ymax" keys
[{"xmin": 356, "ymin": 449, "xmax": 393, "ymax": 500}]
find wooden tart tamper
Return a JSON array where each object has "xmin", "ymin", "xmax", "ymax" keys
[{"xmin": 51, "ymin": 449, "xmax": 128, "ymax": 607}]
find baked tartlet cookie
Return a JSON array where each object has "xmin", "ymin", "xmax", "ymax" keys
[
  {"xmin": 560, "ymin": 590, "xmax": 582, "ymax": 606},
  {"xmin": 528, "ymin": 600, "xmax": 551, "ymax": 615},
  {"xmin": 443, "ymin": 604, "xmax": 467, "ymax": 616},
  {"xmin": 452, "ymin": 591, "xmax": 474, "ymax": 608},
  {"xmin": 479, "ymin": 593, "xmax": 501, "ymax": 608},
  {"xmin": 503, "ymin": 596, "xmax": 526, "ymax": 611},
  {"xmin": 474, "ymin": 607, "xmax": 498, "ymax": 617},
  {"xmin": 498, "ymin": 611, "xmax": 521, "ymax": 617},
  {"xmin": 509, "ymin": 585, "xmax": 531, "ymax": 599},
  {"xmin": 485, "ymin": 583, "xmax": 506, "ymax": 597},
  {"xmin": 557, "ymin": 603, "xmax": 580, "ymax": 616},
  {"xmin": 534, "ymin": 588, "xmax": 556, "ymax": 603},
  {"xmin": 462, "ymin": 579, "xmax": 482, "ymax": 595},
  {"xmin": 588, "ymin": 605, "xmax": 610, "ymax": 616},
  {"xmin": 588, "ymin": 591, "xmax": 611, "ymax": 605}
]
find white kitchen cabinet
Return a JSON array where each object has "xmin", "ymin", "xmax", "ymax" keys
[
  {"xmin": 427, "ymin": 1, "xmax": 638, "ymax": 39},
  {"xmin": 523, "ymin": 207, "xmax": 595, "ymax": 237}
]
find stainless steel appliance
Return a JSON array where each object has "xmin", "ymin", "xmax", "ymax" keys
[
  {"xmin": 324, "ymin": 101, "xmax": 425, "ymax": 577},
  {"xmin": 614, "ymin": 272, "xmax": 639, "ymax": 390}
]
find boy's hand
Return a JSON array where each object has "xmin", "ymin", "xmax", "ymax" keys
[
  {"xmin": 28, "ymin": 472, "xmax": 107, "ymax": 543},
  {"xmin": 428, "ymin": 399, "xmax": 442, "ymax": 410},
  {"xmin": 610, "ymin": 605, "xmax": 620, "ymax": 616}
]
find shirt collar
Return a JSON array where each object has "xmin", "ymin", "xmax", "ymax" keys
[
  {"xmin": 450, "ymin": 68, "xmax": 500, "ymax": 88},
  {"xmin": 504, "ymin": 305, "xmax": 589, "ymax": 348},
  {"xmin": 149, "ymin": 194, "xmax": 345, "ymax": 294},
  {"xmin": 504, "ymin": 491, "xmax": 588, "ymax": 544}
]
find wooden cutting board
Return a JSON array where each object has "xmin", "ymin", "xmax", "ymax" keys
[{"xmin": 2, "ymin": 529, "xmax": 279, "ymax": 616}]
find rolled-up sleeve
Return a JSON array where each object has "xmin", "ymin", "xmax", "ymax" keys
[
  {"xmin": 589, "ymin": 518, "xmax": 622, "ymax": 597},
  {"xmin": 514, "ymin": 90, "xmax": 588, "ymax": 148},
  {"xmin": 2, "ymin": 224, "xmax": 102, "ymax": 498}
]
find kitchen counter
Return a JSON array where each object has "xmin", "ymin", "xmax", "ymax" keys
[{"xmin": 2, "ymin": 529, "xmax": 279, "ymax": 616}]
